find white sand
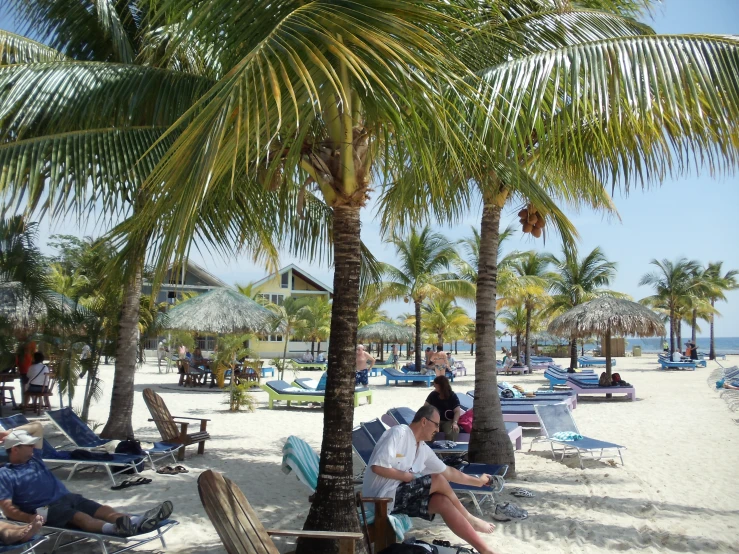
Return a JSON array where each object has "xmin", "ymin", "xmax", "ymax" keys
[{"xmin": 26, "ymin": 353, "xmax": 739, "ymax": 553}]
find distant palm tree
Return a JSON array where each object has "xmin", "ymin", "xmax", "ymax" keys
[
  {"xmin": 546, "ymin": 247, "xmax": 620, "ymax": 368},
  {"xmin": 498, "ymin": 307, "xmax": 527, "ymax": 359},
  {"xmin": 381, "ymin": 227, "xmax": 474, "ymax": 370},
  {"xmin": 421, "ymin": 298, "xmax": 473, "ymax": 349},
  {"xmin": 639, "ymin": 258, "xmax": 701, "ymax": 353},
  {"xmin": 267, "ymin": 297, "xmax": 308, "ymax": 380},
  {"xmin": 501, "ymin": 252, "xmax": 550, "ymax": 365},
  {"xmin": 702, "ymin": 262, "xmax": 739, "ymax": 360},
  {"xmin": 235, "ymin": 282, "xmax": 260, "ymax": 301},
  {"xmin": 299, "ymin": 297, "xmax": 332, "ymax": 355}
]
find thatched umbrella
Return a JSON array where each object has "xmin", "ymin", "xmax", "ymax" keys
[
  {"xmin": 163, "ymin": 288, "xmax": 276, "ymax": 334},
  {"xmin": 0, "ymin": 282, "xmax": 79, "ymax": 333},
  {"xmin": 547, "ymin": 297, "xmax": 664, "ymax": 379},
  {"xmin": 357, "ymin": 321, "xmax": 413, "ymax": 361}
]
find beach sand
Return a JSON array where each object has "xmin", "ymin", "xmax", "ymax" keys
[{"xmin": 28, "ymin": 353, "xmax": 739, "ymax": 553}]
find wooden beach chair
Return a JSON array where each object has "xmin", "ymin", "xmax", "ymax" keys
[
  {"xmin": 198, "ymin": 469, "xmax": 362, "ymax": 554},
  {"xmin": 143, "ymin": 388, "xmax": 210, "ymax": 461}
]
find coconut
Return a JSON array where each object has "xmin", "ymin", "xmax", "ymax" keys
[
  {"xmin": 534, "ymin": 217, "xmax": 546, "ymax": 229},
  {"xmin": 522, "ymin": 223, "xmax": 533, "ymax": 233},
  {"xmin": 527, "ymin": 213, "xmax": 538, "ymax": 225},
  {"xmin": 531, "ymin": 226, "xmax": 542, "ymax": 238},
  {"xmin": 518, "ymin": 209, "xmax": 528, "ymax": 218}
]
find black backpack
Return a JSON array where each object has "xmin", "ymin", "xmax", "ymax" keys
[
  {"xmin": 114, "ymin": 439, "xmax": 146, "ymax": 474},
  {"xmin": 379, "ymin": 542, "xmax": 437, "ymax": 554}
]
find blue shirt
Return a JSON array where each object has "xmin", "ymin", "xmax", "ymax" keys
[{"xmin": 0, "ymin": 451, "xmax": 68, "ymax": 513}]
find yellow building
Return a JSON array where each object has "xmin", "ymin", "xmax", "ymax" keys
[{"xmin": 252, "ymin": 264, "xmax": 333, "ymax": 358}]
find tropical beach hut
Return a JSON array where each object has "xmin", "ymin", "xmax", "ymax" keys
[
  {"xmin": 357, "ymin": 321, "xmax": 413, "ymax": 361},
  {"xmin": 548, "ymin": 297, "xmax": 664, "ymax": 381}
]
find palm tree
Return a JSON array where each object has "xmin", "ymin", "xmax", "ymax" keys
[
  {"xmin": 421, "ymin": 299, "xmax": 473, "ymax": 350},
  {"xmin": 381, "ymin": 227, "xmax": 474, "ymax": 370},
  {"xmin": 639, "ymin": 259, "xmax": 701, "ymax": 353},
  {"xmin": 268, "ymin": 297, "xmax": 308, "ymax": 381},
  {"xmin": 299, "ymin": 297, "xmax": 332, "ymax": 355},
  {"xmin": 498, "ymin": 307, "xmax": 527, "ymax": 358},
  {"xmin": 501, "ymin": 252, "xmax": 550, "ymax": 365},
  {"xmin": 702, "ymin": 262, "xmax": 739, "ymax": 359},
  {"xmin": 546, "ymin": 247, "xmax": 620, "ymax": 368}
]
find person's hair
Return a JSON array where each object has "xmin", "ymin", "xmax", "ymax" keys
[
  {"xmin": 33, "ymin": 352, "xmax": 44, "ymax": 364},
  {"xmin": 412, "ymin": 404, "xmax": 439, "ymax": 424},
  {"xmin": 425, "ymin": 347, "xmax": 431, "ymax": 351},
  {"xmin": 433, "ymin": 375, "xmax": 453, "ymax": 399},
  {"xmin": 436, "ymin": 345, "xmax": 443, "ymax": 352}
]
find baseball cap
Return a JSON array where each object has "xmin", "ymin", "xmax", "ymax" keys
[{"xmin": 3, "ymin": 430, "xmax": 41, "ymax": 449}]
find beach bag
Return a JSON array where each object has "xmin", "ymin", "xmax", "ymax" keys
[
  {"xmin": 612, "ymin": 373, "xmax": 621, "ymax": 383},
  {"xmin": 598, "ymin": 372, "xmax": 610, "ymax": 387},
  {"xmin": 114, "ymin": 440, "xmax": 146, "ymax": 474},
  {"xmin": 501, "ymin": 388, "xmax": 515, "ymax": 399},
  {"xmin": 458, "ymin": 409, "xmax": 473, "ymax": 433}
]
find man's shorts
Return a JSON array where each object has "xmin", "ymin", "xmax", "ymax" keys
[
  {"xmin": 391, "ymin": 475, "xmax": 435, "ymax": 521},
  {"xmin": 47, "ymin": 493, "xmax": 103, "ymax": 527}
]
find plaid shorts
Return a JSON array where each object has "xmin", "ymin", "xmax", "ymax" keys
[
  {"xmin": 391, "ymin": 475, "xmax": 435, "ymax": 521},
  {"xmin": 355, "ymin": 369, "xmax": 369, "ymax": 386}
]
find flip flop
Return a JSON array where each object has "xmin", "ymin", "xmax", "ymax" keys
[
  {"xmin": 156, "ymin": 466, "xmax": 178, "ymax": 475},
  {"xmin": 173, "ymin": 465, "xmax": 189, "ymax": 474},
  {"xmin": 110, "ymin": 477, "xmax": 152, "ymax": 490},
  {"xmin": 511, "ymin": 488, "xmax": 535, "ymax": 498}
]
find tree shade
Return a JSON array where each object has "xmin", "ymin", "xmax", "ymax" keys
[
  {"xmin": 163, "ymin": 288, "xmax": 276, "ymax": 335},
  {"xmin": 357, "ymin": 321, "xmax": 413, "ymax": 344}
]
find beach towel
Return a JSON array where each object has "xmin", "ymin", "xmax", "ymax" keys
[{"xmin": 552, "ymin": 432, "xmax": 583, "ymax": 441}]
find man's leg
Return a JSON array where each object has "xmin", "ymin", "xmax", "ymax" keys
[
  {"xmin": 0, "ymin": 517, "xmax": 43, "ymax": 544},
  {"xmin": 428, "ymin": 495, "xmax": 498, "ymax": 554},
  {"xmin": 429, "ymin": 473, "xmax": 494, "ymax": 533}
]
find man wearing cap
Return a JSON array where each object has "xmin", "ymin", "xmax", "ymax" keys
[{"xmin": 0, "ymin": 428, "xmax": 173, "ymax": 537}]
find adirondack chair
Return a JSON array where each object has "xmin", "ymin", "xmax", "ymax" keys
[
  {"xmin": 198, "ymin": 470, "xmax": 363, "ymax": 554},
  {"xmin": 143, "ymin": 388, "xmax": 210, "ymax": 461}
]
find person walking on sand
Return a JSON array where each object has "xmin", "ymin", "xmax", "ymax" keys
[
  {"xmin": 362, "ymin": 405, "xmax": 500, "ymax": 554},
  {"xmin": 391, "ymin": 344, "xmax": 400, "ymax": 371},
  {"xmin": 355, "ymin": 345, "xmax": 375, "ymax": 386}
]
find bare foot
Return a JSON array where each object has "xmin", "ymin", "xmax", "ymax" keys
[
  {"xmin": 467, "ymin": 514, "xmax": 496, "ymax": 533},
  {"xmin": 0, "ymin": 516, "xmax": 43, "ymax": 544}
]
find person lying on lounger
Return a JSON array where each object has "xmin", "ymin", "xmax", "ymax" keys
[
  {"xmin": 723, "ymin": 380, "xmax": 739, "ymax": 390},
  {"xmin": 0, "ymin": 428, "xmax": 173, "ymax": 537},
  {"xmin": 362, "ymin": 405, "xmax": 500, "ymax": 554}
]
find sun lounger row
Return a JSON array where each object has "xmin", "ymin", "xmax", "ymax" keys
[
  {"xmin": 545, "ymin": 367, "xmax": 597, "ymax": 388},
  {"xmin": 261, "ymin": 379, "xmax": 373, "ymax": 408},
  {"xmin": 578, "ymin": 356, "xmax": 615, "ymax": 367},
  {"xmin": 381, "ymin": 368, "xmax": 435, "ymax": 386}
]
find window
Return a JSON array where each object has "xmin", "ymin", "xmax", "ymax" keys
[
  {"xmin": 281, "ymin": 272, "xmax": 289, "ymax": 288},
  {"xmin": 267, "ymin": 334, "xmax": 284, "ymax": 342},
  {"xmin": 258, "ymin": 293, "xmax": 284, "ymax": 306}
]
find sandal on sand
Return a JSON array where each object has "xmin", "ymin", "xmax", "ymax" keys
[
  {"xmin": 494, "ymin": 502, "xmax": 528, "ymax": 520},
  {"xmin": 511, "ymin": 488, "xmax": 535, "ymax": 498},
  {"xmin": 173, "ymin": 465, "xmax": 189, "ymax": 474},
  {"xmin": 156, "ymin": 466, "xmax": 178, "ymax": 475},
  {"xmin": 111, "ymin": 477, "xmax": 152, "ymax": 490}
]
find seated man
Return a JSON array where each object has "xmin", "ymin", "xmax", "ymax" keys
[
  {"xmin": 316, "ymin": 352, "xmax": 326, "ymax": 362},
  {"xmin": 301, "ymin": 350, "xmax": 314, "ymax": 363},
  {"xmin": 0, "ymin": 428, "xmax": 173, "ymax": 537},
  {"xmin": 362, "ymin": 405, "xmax": 500, "ymax": 554}
]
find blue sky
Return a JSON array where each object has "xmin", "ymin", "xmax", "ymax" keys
[{"xmin": 3, "ymin": 0, "xmax": 738, "ymax": 337}]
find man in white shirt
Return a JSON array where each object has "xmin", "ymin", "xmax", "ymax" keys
[
  {"xmin": 672, "ymin": 350, "xmax": 683, "ymax": 362},
  {"xmin": 362, "ymin": 405, "xmax": 500, "ymax": 554}
]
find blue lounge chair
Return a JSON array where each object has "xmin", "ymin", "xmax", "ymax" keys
[
  {"xmin": 530, "ymin": 403, "xmax": 625, "ymax": 469},
  {"xmin": 467, "ymin": 389, "xmax": 577, "ymax": 409},
  {"xmin": 282, "ymin": 435, "xmax": 411, "ymax": 546},
  {"xmin": 545, "ymin": 367, "xmax": 597, "ymax": 388},
  {"xmin": 0, "ymin": 534, "xmax": 47, "ymax": 554},
  {"xmin": 44, "ymin": 520, "xmax": 178, "ymax": 554},
  {"xmin": 353, "ymin": 424, "xmax": 505, "ymax": 516},
  {"xmin": 381, "ymin": 368, "xmax": 435, "ymax": 387},
  {"xmin": 0, "ymin": 414, "xmax": 145, "ymax": 486},
  {"xmin": 578, "ymin": 356, "xmax": 615, "ymax": 367},
  {"xmin": 46, "ymin": 408, "xmax": 182, "ymax": 470},
  {"xmin": 658, "ymin": 358, "xmax": 697, "ymax": 370},
  {"xmin": 566, "ymin": 376, "xmax": 635, "ymax": 401}
]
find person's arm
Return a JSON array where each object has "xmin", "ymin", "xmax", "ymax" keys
[
  {"xmin": 0, "ymin": 499, "xmax": 37, "ymax": 524},
  {"xmin": 366, "ymin": 353, "xmax": 375, "ymax": 369},
  {"xmin": 0, "ymin": 423, "xmax": 44, "ymax": 450},
  {"xmin": 451, "ymin": 406, "xmax": 462, "ymax": 432},
  {"xmin": 440, "ymin": 465, "xmax": 490, "ymax": 488},
  {"xmin": 371, "ymin": 465, "xmax": 414, "ymax": 483}
]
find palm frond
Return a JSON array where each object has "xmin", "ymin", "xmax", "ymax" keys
[{"xmin": 0, "ymin": 30, "xmax": 67, "ymax": 65}]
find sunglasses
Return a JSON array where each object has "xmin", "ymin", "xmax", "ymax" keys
[{"xmin": 425, "ymin": 417, "xmax": 440, "ymax": 430}]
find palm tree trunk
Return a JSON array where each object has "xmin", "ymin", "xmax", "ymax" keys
[
  {"xmin": 669, "ymin": 307, "xmax": 676, "ymax": 353},
  {"xmin": 280, "ymin": 337, "xmax": 289, "ymax": 381},
  {"xmin": 298, "ymin": 206, "xmax": 363, "ymax": 554},
  {"xmin": 311, "ymin": 340, "xmax": 315, "ymax": 356},
  {"xmin": 709, "ymin": 298, "xmax": 716, "ymax": 360},
  {"xmin": 414, "ymin": 301, "xmax": 422, "ymax": 370},
  {"xmin": 470, "ymin": 342, "xmax": 474, "ymax": 356},
  {"xmin": 524, "ymin": 305, "xmax": 532, "ymax": 366},
  {"xmin": 379, "ymin": 339, "xmax": 384, "ymax": 362},
  {"xmin": 676, "ymin": 318, "xmax": 682, "ymax": 354},
  {"xmin": 691, "ymin": 308, "xmax": 697, "ymax": 344},
  {"xmin": 100, "ymin": 262, "xmax": 143, "ymax": 439},
  {"xmin": 468, "ymin": 202, "xmax": 515, "ymax": 474},
  {"xmin": 569, "ymin": 338, "xmax": 578, "ymax": 369}
]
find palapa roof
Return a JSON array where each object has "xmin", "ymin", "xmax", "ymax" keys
[
  {"xmin": 357, "ymin": 321, "xmax": 414, "ymax": 343},
  {"xmin": 0, "ymin": 282, "xmax": 79, "ymax": 330},
  {"xmin": 547, "ymin": 297, "xmax": 664, "ymax": 338},
  {"xmin": 163, "ymin": 287, "xmax": 276, "ymax": 334}
]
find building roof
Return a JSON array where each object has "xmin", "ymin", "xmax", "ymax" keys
[
  {"xmin": 143, "ymin": 261, "xmax": 231, "ymax": 289},
  {"xmin": 253, "ymin": 264, "xmax": 333, "ymax": 294}
]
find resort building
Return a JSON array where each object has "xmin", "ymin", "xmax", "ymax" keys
[{"xmin": 251, "ymin": 264, "xmax": 333, "ymax": 358}]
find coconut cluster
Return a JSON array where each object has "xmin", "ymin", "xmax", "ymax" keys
[{"xmin": 518, "ymin": 205, "xmax": 545, "ymax": 238}]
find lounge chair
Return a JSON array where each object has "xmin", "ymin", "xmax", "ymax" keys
[
  {"xmin": 658, "ymin": 358, "xmax": 698, "ymax": 371},
  {"xmin": 261, "ymin": 380, "xmax": 372, "ymax": 409},
  {"xmin": 566, "ymin": 376, "xmax": 635, "ymax": 401},
  {"xmin": 530, "ymin": 403, "xmax": 625, "ymax": 469},
  {"xmin": 529, "ymin": 356, "xmax": 554, "ymax": 363},
  {"xmin": 545, "ymin": 367, "xmax": 597, "ymax": 388},
  {"xmin": 281, "ymin": 436, "xmax": 398, "ymax": 552},
  {"xmin": 466, "ymin": 389, "xmax": 577, "ymax": 410},
  {"xmin": 353, "ymin": 424, "xmax": 505, "ymax": 516},
  {"xmin": 142, "ymin": 388, "xmax": 210, "ymax": 461},
  {"xmin": 293, "ymin": 374, "xmax": 372, "ymax": 397},
  {"xmin": 497, "ymin": 358, "xmax": 530, "ymax": 375},
  {"xmin": 42, "ymin": 520, "xmax": 178, "ymax": 554},
  {"xmin": 0, "ymin": 414, "xmax": 145, "ymax": 486},
  {"xmin": 386, "ymin": 408, "xmax": 524, "ymax": 449},
  {"xmin": 46, "ymin": 407, "xmax": 182, "ymax": 470},
  {"xmin": 578, "ymin": 356, "xmax": 615, "ymax": 367},
  {"xmin": 381, "ymin": 368, "xmax": 434, "ymax": 387},
  {"xmin": 290, "ymin": 359, "xmax": 328, "ymax": 371},
  {"xmin": 453, "ymin": 361, "xmax": 467, "ymax": 376}
]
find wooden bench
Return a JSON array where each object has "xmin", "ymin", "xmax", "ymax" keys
[
  {"xmin": 143, "ymin": 388, "xmax": 210, "ymax": 461},
  {"xmin": 198, "ymin": 470, "xmax": 362, "ymax": 554}
]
